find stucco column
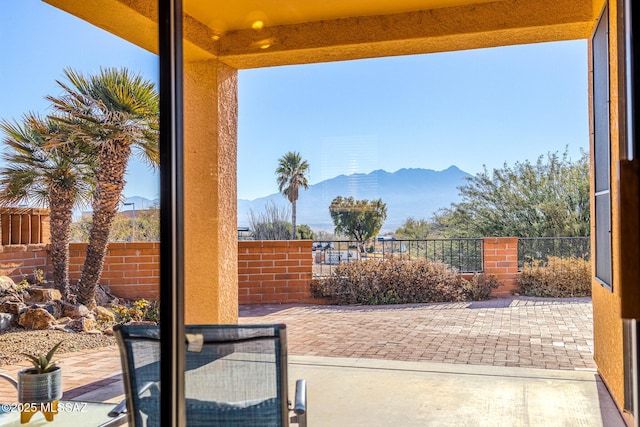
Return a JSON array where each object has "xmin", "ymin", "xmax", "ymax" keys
[{"xmin": 183, "ymin": 59, "xmax": 238, "ymax": 324}]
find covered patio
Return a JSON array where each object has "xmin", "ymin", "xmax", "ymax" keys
[
  {"xmin": 0, "ymin": 297, "xmax": 625, "ymax": 425},
  {"xmin": 4, "ymin": 0, "xmax": 638, "ymax": 424}
]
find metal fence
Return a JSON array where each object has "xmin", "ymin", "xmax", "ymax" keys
[
  {"xmin": 312, "ymin": 238, "xmax": 483, "ymax": 277},
  {"xmin": 517, "ymin": 237, "xmax": 590, "ymax": 269}
]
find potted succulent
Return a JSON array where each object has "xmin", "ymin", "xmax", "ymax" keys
[{"xmin": 18, "ymin": 340, "xmax": 63, "ymax": 405}]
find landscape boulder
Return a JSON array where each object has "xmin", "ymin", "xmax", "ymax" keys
[
  {"xmin": 61, "ymin": 302, "xmax": 90, "ymax": 319},
  {"xmin": 94, "ymin": 306, "xmax": 115, "ymax": 322},
  {"xmin": 125, "ymin": 320, "xmax": 156, "ymax": 326},
  {"xmin": 95, "ymin": 285, "xmax": 120, "ymax": 306},
  {"xmin": 18, "ymin": 308, "xmax": 55, "ymax": 330},
  {"xmin": 0, "ymin": 300, "xmax": 25, "ymax": 315},
  {"xmin": 29, "ymin": 287, "xmax": 62, "ymax": 303},
  {"xmin": 0, "ymin": 313, "xmax": 15, "ymax": 330},
  {"xmin": 42, "ymin": 301, "xmax": 62, "ymax": 318},
  {"xmin": 0, "ymin": 276, "xmax": 15, "ymax": 294},
  {"xmin": 67, "ymin": 317, "xmax": 97, "ymax": 332},
  {"xmin": 55, "ymin": 316, "xmax": 72, "ymax": 325}
]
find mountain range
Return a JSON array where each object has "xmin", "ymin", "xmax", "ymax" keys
[{"xmin": 238, "ymin": 166, "xmax": 472, "ymax": 232}]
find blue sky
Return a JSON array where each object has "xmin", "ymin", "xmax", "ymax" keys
[{"xmin": 2, "ymin": 0, "xmax": 589, "ymax": 202}]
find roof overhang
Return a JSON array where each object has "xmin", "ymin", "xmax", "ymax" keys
[{"xmin": 43, "ymin": 0, "xmax": 599, "ymax": 68}]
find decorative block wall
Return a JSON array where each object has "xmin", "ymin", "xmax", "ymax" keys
[
  {"xmin": 0, "ymin": 243, "xmax": 49, "ymax": 279},
  {"xmin": 0, "ymin": 237, "xmax": 522, "ymax": 303},
  {"xmin": 67, "ymin": 242, "xmax": 161, "ymax": 300},
  {"xmin": 482, "ymin": 237, "xmax": 519, "ymax": 296},
  {"xmin": 238, "ymin": 240, "xmax": 320, "ymax": 304}
]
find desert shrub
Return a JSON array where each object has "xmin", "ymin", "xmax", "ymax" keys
[
  {"xmin": 462, "ymin": 274, "xmax": 499, "ymax": 301},
  {"xmin": 310, "ymin": 258, "xmax": 467, "ymax": 305},
  {"xmin": 517, "ymin": 256, "xmax": 591, "ymax": 297},
  {"xmin": 112, "ymin": 298, "xmax": 160, "ymax": 324}
]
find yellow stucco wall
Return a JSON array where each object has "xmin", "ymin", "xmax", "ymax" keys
[
  {"xmin": 183, "ymin": 60, "xmax": 238, "ymax": 324},
  {"xmin": 590, "ymin": 0, "xmax": 625, "ymax": 414}
]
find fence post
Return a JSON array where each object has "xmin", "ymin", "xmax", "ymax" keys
[{"xmin": 483, "ymin": 237, "xmax": 519, "ymax": 296}]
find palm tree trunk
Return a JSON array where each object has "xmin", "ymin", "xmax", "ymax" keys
[
  {"xmin": 291, "ymin": 201, "xmax": 297, "ymax": 240},
  {"xmin": 49, "ymin": 187, "xmax": 74, "ymax": 300},
  {"xmin": 77, "ymin": 144, "xmax": 130, "ymax": 309}
]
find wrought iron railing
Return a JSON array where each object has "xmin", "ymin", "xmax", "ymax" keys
[
  {"xmin": 312, "ymin": 238, "xmax": 483, "ymax": 277},
  {"xmin": 517, "ymin": 237, "xmax": 590, "ymax": 269}
]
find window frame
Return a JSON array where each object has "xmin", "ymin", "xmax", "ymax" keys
[{"xmin": 592, "ymin": 2, "xmax": 613, "ymax": 290}]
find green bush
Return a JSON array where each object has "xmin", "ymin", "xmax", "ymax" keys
[
  {"xmin": 517, "ymin": 256, "xmax": 591, "ymax": 297},
  {"xmin": 310, "ymin": 258, "xmax": 480, "ymax": 305}
]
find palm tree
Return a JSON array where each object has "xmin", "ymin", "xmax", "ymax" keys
[
  {"xmin": 47, "ymin": 67, "xmax": 159, "ymax": 309},
  {"xmin": 0, "ymin": 114, "xmax": 95, "ymax": 299},
  {"xmin": 276, "ymin": 152, "xmax": 309, "ymax": 239}
]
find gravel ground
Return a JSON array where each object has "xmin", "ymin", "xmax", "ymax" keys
[{"xmin": 0, "ymin": 327, "xmax": 116, "ymax": 366}]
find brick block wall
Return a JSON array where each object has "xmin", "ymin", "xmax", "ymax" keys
[
  {"xmin": 68, "ymin": 242, "xmax": 160, "ymax": 300},
  {"xmin": 0, "ymin": 244, "xmax": 49, "ymax": 281},
  {"xmin": 482, "ymin": 237, "xmax": 519, "ymax": 296},
  {"xmin": 238, "ymin": 240, "xmax": 318, "ymax": 304},
  {"xmin": 0, "ymin": 238, "xmax": 522, "ymax": 304}
]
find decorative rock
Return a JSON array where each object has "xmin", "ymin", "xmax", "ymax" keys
[
  {"xmin": 0, "ymin": 313, "xmax": 15, "ymax": 330},
  {"xmin": 95, "ymin": 285, "xmax": 119, "ymax": 306},
  {"xmin": 29, "ymin": 287, "xmax": 62, "ymax": 303},
  {"xmin": 125, "ymin": 320, "xmax": 157, "ymax": 326},
  {"xmin": 0, "ymin": 276, "xmax": 15, "ymax": 293},
  {"xmin": 42, "ymin": 301, "xmax": 62, "ymax": 318},
  {"xmin": 67, "ymin": 317, "xmax": 97, "ymax": 332},
  {"xmin": 18, "ymin": 308, "xmax": 56, "ymax": 330},
  {"xmin": 55, "ymin": 316, "xmax": 72, "ymax": 325},
  {"xmin": 94, "ymin": 306, "xmax": 115, "ymax": 322},
  {"xmin": 0, "ymin": 301, "xmax": 26, "ymax": 315},
  {"xmin": 61, "ymin": 302, "xmax": 90, "ymax": 319}
]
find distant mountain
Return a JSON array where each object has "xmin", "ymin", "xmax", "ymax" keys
[{"xmin": 238, "ymin": 166, "xmax": 472, "ymax": 232}]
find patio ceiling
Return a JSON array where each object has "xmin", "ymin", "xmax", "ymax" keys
[
  {"xmin": 44, "ymin": 0, "xmax": 598, "ymax": 68},
  {"xmin": 185, "ymin": 0, "xmax": 498, "ymax": 34}
]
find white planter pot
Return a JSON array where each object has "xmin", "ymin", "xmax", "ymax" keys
[{"xmin": 17, "ymin": 367, "xmax": 62, "ymax": 403}]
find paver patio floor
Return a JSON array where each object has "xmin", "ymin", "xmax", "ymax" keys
[
  {"xmin": 0, "ymin": 296, "xmax": 596, "ymax": 404},
  {"xmin": 240, "ymin": 296, "xmax": 596, "ymax": 371}
]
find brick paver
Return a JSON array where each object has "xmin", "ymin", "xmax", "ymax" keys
[
  {"xmin": 0, "ymin": 347, "xmax": 123, "ymax": 403},
  {"xmin": 240, "ymin": 297, "xmax": 596, "ymax": 371},
  {"xmin": 0, "ymin": 297, "xmax": 595, "ymax": 403}
]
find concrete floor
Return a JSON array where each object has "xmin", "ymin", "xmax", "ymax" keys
[{"xmin": 289, "ymin": 356, "xmax": 625, "ymax": 427}]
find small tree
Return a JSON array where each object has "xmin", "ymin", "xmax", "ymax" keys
[
  {"xmin": 329, "ymin": 196, "xmax": 387, "ymax": 246},
  {"xmin": 0, "ymin": 114, "xmax": 95, "ymax": 299},
  {"xmin": 248, "ymin": 201, "xmax": 292, "ymax": 240},
  {"xmin": 276, "ymin": 151, "xmax": 309, "ymax": 239},
  {"xmin": 71, "ymin": 206, "xmax": 160, "ymax": 242},
  {"xmin": 109, "ymin": 205, "xmax": 160, "ymax": 242},
  {"xmin": 296, "ymin": 224, "xmax": 316, "ymax": 240},
  {"xmin": 48, "ymin": 67, "xmax": 159, "ymax": 309},
  {"xmin": 70, "ymin": 215, "xmax": 93, "ymax": 242},
  {"xmin": 395, "ymin": 217, "xmax": 431, "ymax": 239}
]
